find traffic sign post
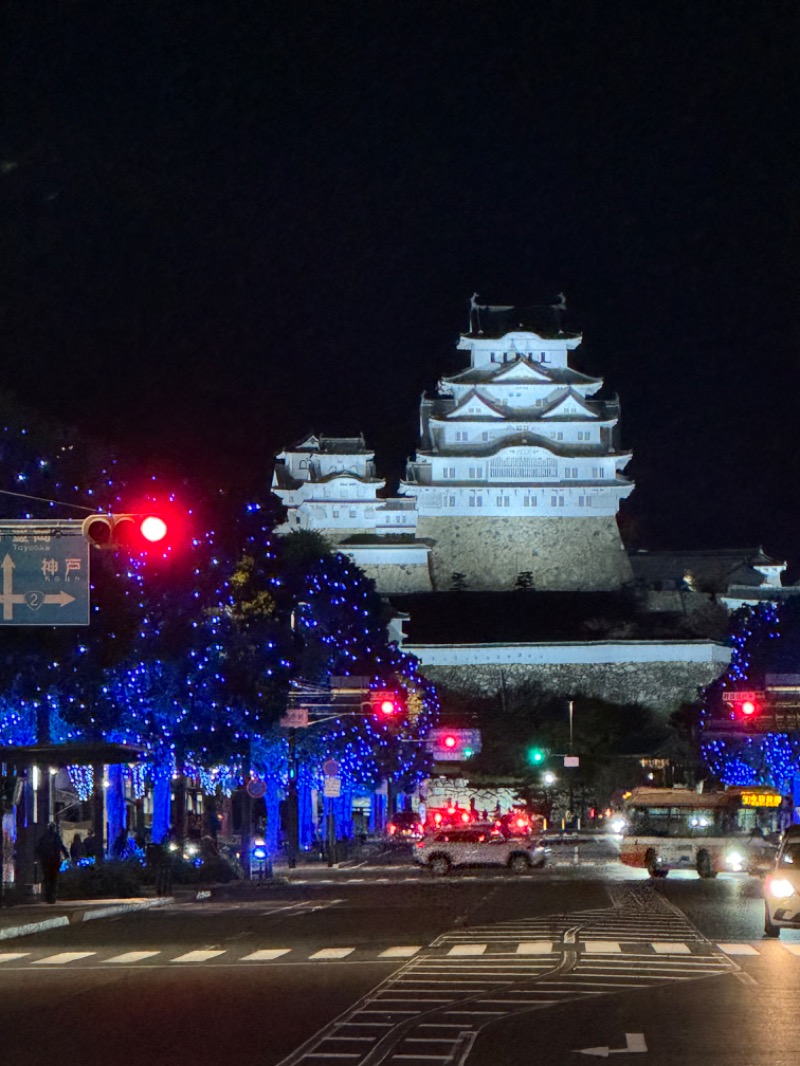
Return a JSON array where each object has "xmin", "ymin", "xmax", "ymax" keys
[{"xmin": 0, "ymin": 523, "xmax": 89, "ymax": 625}]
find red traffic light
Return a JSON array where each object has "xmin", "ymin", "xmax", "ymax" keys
[
  {"xmin": 82, "ymin": 513, "xmax": 171, "ymax": 553},
  {"xmin": 370, "ymin": 690, "xmax": 404, "ymax": 719},
  {"xmin": 443, "ymin": 734, "xmax": 458, "ymax": 749},
  {"xmin": 740, "ymin": 700, "xmax": 758, "ymax": 717}
]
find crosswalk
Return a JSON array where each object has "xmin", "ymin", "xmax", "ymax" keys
[
  {"xmin": 1, "ymin": 938, "xmax": 799, "ymax": 968},
  {"xmin": 272, "ymin": 884, "xmax": 800, "ymax": 1066}
]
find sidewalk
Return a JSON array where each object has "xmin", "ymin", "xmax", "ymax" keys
[{"xmin": 0, "ymin": 894, "xmax": 177, "ymax": 942}]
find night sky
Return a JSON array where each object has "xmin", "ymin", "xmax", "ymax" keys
[{"xmin": 3, "ymin": 4, "xmax": 800, "ymax": 575}]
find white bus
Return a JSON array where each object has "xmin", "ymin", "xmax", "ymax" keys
[{"xmin": 619, "ymin": 786, "xmax": 782, "ymax": 878}]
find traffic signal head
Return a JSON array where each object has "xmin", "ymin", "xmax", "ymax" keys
[
  {"xmin": 527, "ymin": 746, "xmax": 546, "ymax": 766},
  {"xmin": 740, "ymin": 700, "xmax": 758, "ymax": 717},
  {"xmin": 370, "ymin": 690, "xmax": 404, "ymax": 720},
  {"xmin": 82, "ymin": 512, "xmax": 172, "ymax": 554}
]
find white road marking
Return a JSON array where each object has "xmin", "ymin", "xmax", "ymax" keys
[
  {"xmin": 379, "ymin": 946, "xmax": 421, "ymax": 958},
  {"xmin": 516, "ymin": 941, "xmax": 553, "ymax": 954},
  {"xmin": 0, "ymin": 953, "xmax": 28, "ymax": 963},
  {"xmin": 717, "ymin": 943, "xmax": 759, "ymax": 955},
  {"xmin": 33, "ymin": 952, "xmax": 96, "ymax": 965},
  {"xmin": 171, "ymin": 949, "xmax": 226, "ymax": 963},
  {"xmin": 447, "ymin": 943, "xmax": 487, "ymax": 956},
  {"xmin": 242, "ymin": 949, "xmax": 291, "ymax": 961},
  {"xmin": 780, "ymin": 943, "xmax": 800, "ymax": 955},
  {"xmin": 583, "ymin": 941, "xmax": 622, "ymax": 953},
  {"xmin": 651, "ymin": 941, "xmax": 691, "ymax": 953},
  {"xmin": 309, "ymin": 947, "xmax": 355, "ymax": 960},
  {"xmin": 106, "ymin": 951, "xmax": 161, "ymax": 964}
]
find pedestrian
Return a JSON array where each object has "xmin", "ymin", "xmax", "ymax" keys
[
  {"xmin": 111, "ymin": 827, "xmax": 129, "ymax": 860},
  {"xmin": 83, "ymin": 828, "xmax": 98, "ymax": 860},
  {"xmin": 69, "ymin": 833, "xmax": 85, "ymax": 863},
  {"xmin": 35, "ymin": 823, "xmax": 69, "ymax": 904}
]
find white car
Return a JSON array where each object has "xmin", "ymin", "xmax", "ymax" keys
[
  {"xmin": 414, "ymin": 826, "xmax": 547, "ymax": 875},
  {"xmin": 764, "ymin": 826, "xmax": 800, "ymax": 937}
]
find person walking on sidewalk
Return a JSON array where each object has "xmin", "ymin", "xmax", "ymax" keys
[{"xmin": 36, "ymin": 823, "xmax": 69, "ymax": 904}]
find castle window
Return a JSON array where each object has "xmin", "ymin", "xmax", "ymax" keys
[
  {"xmin": 523, "ymin": 495, "xmax": 537, "ymax": 507},
  {"xmin": 468, "ymin": 466, "xmax": 483, "ymax": 479},
  {"xmin": 349, "ymin": 510, "xmax": 357, "ymax": 518},
  {"xmin": 332, "ymin": 509, "xmax": 340, "ymax": 518},
  {"xmin": 495, "ymin": 495, "xmax": 510, "ymax": 507},
  {"xmin": 482, "ymin": 431, "xmax": 489, "ymax": 441},
  {"xmin": 299, "ymin": 460, "xmax": 308, "ymax": 469},
  {"xmin": 468, "ymin": 493, "xmax": 483, "ymax": 507},
  {"xmin": 455, "ymin": 431, "xmax": 468, "ymax": 442},
  {"xmin": 556, "ymin": 432, "xmax": 563, "ymax": 441},
  {"xmin": 442, "ymin": 466, "xmax": 456, "ymax": 479}
]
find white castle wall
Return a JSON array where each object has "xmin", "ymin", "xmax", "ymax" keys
[{"xmin": 404, "ymin": 640, "xmax": 731, "ymax": 714}]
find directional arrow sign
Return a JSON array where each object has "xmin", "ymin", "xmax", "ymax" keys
[
  {"xmin": 577, "ymin": 1032, "xmax": 647, "ymax": 1057},
  {"xmin": 0, "ymin": 523, "xmax": 89, "ymax": 625}
]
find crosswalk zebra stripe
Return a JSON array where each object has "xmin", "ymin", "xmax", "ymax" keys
[
  {"xmin": 107, "ymin": 951, "xmax": 161, "ymax": 964},
  {"xmin": 309, "ymin": 947, "xmax": 355, "ymax": 960},
  {"xmin": 242, "ymin": 949, "xmax": 291, "ymax": 961},
  {"xmin": 446, "ymin": 944, "xmax": 487, "ymax": 956},
  {"xmin": 33, "ymin": 952, "xmax": 95, "ymax": 965},
  {"xmin": 716, "ymin": 943, "xmax": 759, "ymax": 955},
  {"xmin": 171, "ymin": 950, "xmax": 226, "ymax": 963}
]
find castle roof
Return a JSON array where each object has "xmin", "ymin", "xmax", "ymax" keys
[
  {"xmin": 462, "ymin": 303, "xmax": 580, "ymax": 340},
  {"xmin": 286, "ymin": 433, "xmax": 372, "ymax": 455},
  {"xmin": 442, "ymin": 358, "xmax": 599, "ymax": 389},
  {"xmin": 629, "ymin": 548, "xmax": 786, "ymax": 592}
]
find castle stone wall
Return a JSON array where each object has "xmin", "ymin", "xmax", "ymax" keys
[
  {"xmin": 416, "ymin": 515, "xmax": 633, "ymax": 591},
  {"xmin": 419, "ymin": 658, "xmax": 726, "ymax": 715}
]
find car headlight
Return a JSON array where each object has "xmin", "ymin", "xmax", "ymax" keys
[
  {"xmin": 767, "ymin": 877, "xmax": 797, "ymax": 899},
  {"xmin": 725, "ymin": 850, "xmax": 745, "ymax": 871}
]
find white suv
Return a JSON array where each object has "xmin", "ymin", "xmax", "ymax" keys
[{"xmin": 414, "ymin": 826, "xmax": 547, "ymax": 875}]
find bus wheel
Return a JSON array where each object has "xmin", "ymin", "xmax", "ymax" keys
[
  {"xmin": 645, "ymin": 849, "xmax": 667, "ymax": 878},
  {"xmin": 696, "ymin": 850, "xmax": 717, "ymax": 879}
]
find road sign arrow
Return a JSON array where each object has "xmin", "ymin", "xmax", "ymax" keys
[
  {"xmin": 577, "ymin": 1033, "xmax": 647, "ymax": 1057},
  {"xmin": 43, "ymin": 591, "xmax": 76, "ymax": 607}
]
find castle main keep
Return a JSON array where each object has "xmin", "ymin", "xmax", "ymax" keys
[{"xmin": 272, "ymin": 299, "xmax": 634, "ymax": 593}]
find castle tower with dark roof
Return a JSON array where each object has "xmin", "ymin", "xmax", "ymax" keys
[
  {"xmin": 400, "ymin": 302, "xmax": 634, "ymax": 590},
  {"xmin": 272, "ymin": 300, "xmax": 634, "ymax": 593}
]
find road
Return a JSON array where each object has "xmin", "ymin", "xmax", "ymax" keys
[{"xmin": 1, "ymin": 854, "xmax": 798, "ymax": 1066}]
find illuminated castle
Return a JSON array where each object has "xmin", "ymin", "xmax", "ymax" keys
[{"xmin": 272, "ymin": 298, "xmax": 634, "ymax": 594}]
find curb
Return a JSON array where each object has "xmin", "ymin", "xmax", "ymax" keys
[{"xmin": 0, "ymin": 895, "xmax": 175, "ymax": 941}]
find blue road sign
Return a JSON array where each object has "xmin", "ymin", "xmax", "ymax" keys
[{"xmin": 0, "ymin": 523, "xmax": 90, "ymax": 625}]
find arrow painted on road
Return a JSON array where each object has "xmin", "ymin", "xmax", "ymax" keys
[{"xmin": 577, "ymin": 1032, "xmax": 647, "ymax": 1057}]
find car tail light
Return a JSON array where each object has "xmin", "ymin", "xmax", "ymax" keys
[
  {"xmin": 415, "ymin": 839, "xmax": 425, "ymax": 850},
  {"xmin": 387, "ymin": 824, "xmax": 397, "ymax": 835}
]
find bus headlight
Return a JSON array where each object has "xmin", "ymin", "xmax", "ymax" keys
[
  {"xmin": 767, "ymin": 877, "xmax": 797, "ymax": 899},
  {"xmin": 725, "ymin": 849, "xmax": 745, "ymax": 871}
]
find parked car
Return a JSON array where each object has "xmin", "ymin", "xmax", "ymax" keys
[
  {"xmin": 764, "ymin": 825, "xmax": 800, "ymax": 937},
  {"xmin": 385, "ymin": 811, "xmax": 425, "ymax": 842},
  {"xmin": 414, "ymin": 825, "xmax": 547, "ymax": 875}
]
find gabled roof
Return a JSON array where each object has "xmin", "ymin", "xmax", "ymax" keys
[
  {"xmin": 444, "ymin": 389, "xmax": 506, "ymax": 421},
  {"xmin": 285, "ymin": 432, "xmax": 372, "ymax": 455},
  {"xmin": 540, "ymin": 388, "xmax": 600, "ymax": 420},
  {"xmin": 442, "ymin": 358, "xmax": 600, "ymax": 389}
]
